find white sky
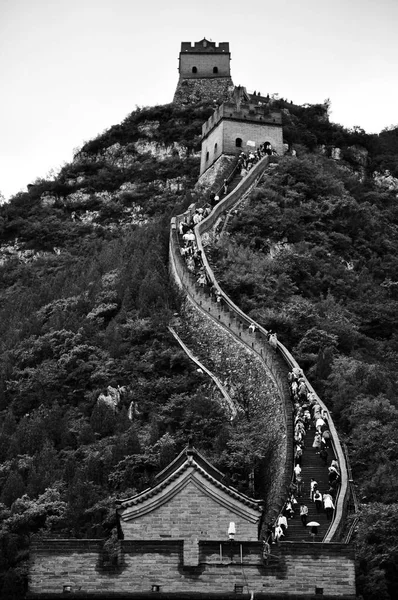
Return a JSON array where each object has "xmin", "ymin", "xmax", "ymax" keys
[{"xmin": 0, "ymin": 0, "xmax": 397, "ymax": 200}]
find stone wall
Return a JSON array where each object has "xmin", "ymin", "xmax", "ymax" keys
[
  {"xmin": 200, "ymin": 123, "xmax": 226, "ymax": 173},
  {"xmin": 173, "ymin": 77, "xmax": 234, "ymax": 106},
  {"xmin": 196, "ymin": 154, "xmax": 236, "ymax": 193},
  {"xmin": 28, "ymin": 540, "xmax": 356, "ymax": 597}
]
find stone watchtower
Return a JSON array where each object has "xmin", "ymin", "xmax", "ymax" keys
[
  {"xmin": 173, "ymin": 38, "xmax": 234, "ymax": 105},
  {"xmin": 200, "ymin": 87, "xmax": 284, "ymax": 175}
]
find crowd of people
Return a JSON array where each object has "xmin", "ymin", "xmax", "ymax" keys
[
  {"xmin": 237, "ymin": 142, "xmax": 276, "ymax": 177},
  {"xmin": 178, "ymin": 207, "xmax": 214, "ymax": 289},
  {"xmin": 266, "ymin": 368, "xmax": 341, "ymax": 544},
  {"xmin": 176, "ymin": 146, "xmax": 265, "ymax": 288}
]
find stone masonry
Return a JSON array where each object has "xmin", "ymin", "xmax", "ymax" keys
[
  {"xmin": 28, "ymin": 539, "xmax": 356, "ymax": 597},
  {"xmin": 173, "ymin": 77, "xmax": 234, "ymax": 106}
]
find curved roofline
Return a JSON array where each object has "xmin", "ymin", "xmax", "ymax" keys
[{"xmin": 116, "ymin": 445, "xmax": 263, "ymax": 514}]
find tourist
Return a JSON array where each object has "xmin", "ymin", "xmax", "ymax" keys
[
  {"xmin": 310, "ymin": 478, "xmax": 318, "ymax": 500},
  {"xmin": 323, "ymin": 493, "xmax": 335, "ymax": 520},
  {"xmin": 312, "ymin": 431, "xmax": 322, "ymax": 453},
  {"xmin": 319, "ymin": 447, "xmax": 328, "ymax": 466},
  {"xmin": 278, "ymin": 514, "xmax": 288, "ymax": 535},
  {"xmin": 313, "ymin": 490, "xmax": 323, "ymax": 514},
  {"xmin": 300, "ymin": 504, "xmax": 309, "ymax": 527}
]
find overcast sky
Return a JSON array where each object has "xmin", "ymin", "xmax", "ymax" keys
[{"xmin": 0, "ymin": 0, "xmax": 397, "ymax": 200}]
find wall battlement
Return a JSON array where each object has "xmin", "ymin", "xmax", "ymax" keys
[
  {"xmin": 181, "ymin": 40, "xmax": 230, "ymax": 53},
  {"xmin": 202, "ymin": 102, "xmax": 282, "ymax": 138}
]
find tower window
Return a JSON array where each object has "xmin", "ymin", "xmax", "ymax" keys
[
  {"xmin": 213, "ymin": 66, "xmax": 218, "ymax": 74},
  {"xmin": 192, "ymin": 66, "xmax": 197, "ymax": 74},
  {"xmin": 235, "ymin": 138, "xmax": 242, "ymax": 148},
  {"xmin": 214, "ymin": 142, "xmax": 218, "ymax": 153},
  {"xmin": 206, "ymin": 151, "xmax": 209, "ymax": 162}
]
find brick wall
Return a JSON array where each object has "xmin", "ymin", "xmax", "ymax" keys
[
  {"xmin": 222, "ymin": 120, "xmax": 284, "ymax": 156},
  {"xmin": 28, "ymin": 540, "xmax": 356, "ymax": 597},
  {"xmin": 179, "ymin": 54, "xmax": 231, "ymax": 78},
  {"xmin": 201, "ymin": 125, "xmax": 224, "ymax": 173},
  {"xmin": 121, "ymin": 479, "xmax": 259, "ymax": 541},
  {"xmin": 28, "ymin": 540, "xmax": 104, "ymax": 596}
]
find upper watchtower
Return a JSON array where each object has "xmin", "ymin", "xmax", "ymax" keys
[
  {"xmin": 173, "ymin": 39, "xmax": 233, "ymax": 105},
  {"xmin": 178, "ymin": 38, "xmax": 231, "ymax": 79}
]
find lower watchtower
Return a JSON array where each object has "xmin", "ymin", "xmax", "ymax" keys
[{"xmin": 200, "ymin": 88, "xmax": 284, "ymax": 174}]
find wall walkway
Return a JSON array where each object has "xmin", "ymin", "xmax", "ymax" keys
[{"xmin": 169, "ymin": 156, "xmax": 350, "ymax": 543}]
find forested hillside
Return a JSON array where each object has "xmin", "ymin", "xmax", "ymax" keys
[
  {"xmin": 0, "ymin": 96, "xmax": 398, "ymax": 599},
  {"xmin": 209, "ymin": 150, "xmax": 398, "ymax": 600},
  {"xmin": 0, "ymin": 102, "xmax": 220, "ymax": 598}
]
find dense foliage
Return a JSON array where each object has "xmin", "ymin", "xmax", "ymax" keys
[
  {"xmin": 0, "ymin": 102, "xmax": 221, "ymax": 598},
  {"xmin": 0, "ymin": 94, "xmax": 397, "ymax": 598},
  {"xmin": 278, "ymin": 99, "xmax": 398, "ymax": 177},
  {"xmin": 209, "ymin": 151, "xmax": 398, "ymax": 598}
]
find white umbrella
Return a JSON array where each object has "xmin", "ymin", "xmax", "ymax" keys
[{"xmin": 306, "ymin": 521, "xmax": 320, "ymax": 527}]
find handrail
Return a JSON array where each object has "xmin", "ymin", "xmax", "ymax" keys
[
  {"xmin": 341, "ymin": 441, "xmax": 360, "ymax": 544},
  {"xmin": 170, "ymin": 155, "xmax": 350, "ymax": 541}
]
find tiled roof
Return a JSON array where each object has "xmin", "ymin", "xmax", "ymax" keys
[{"xmin": 116, "ymin": 446, "xmax": 263, "ymax": 514}]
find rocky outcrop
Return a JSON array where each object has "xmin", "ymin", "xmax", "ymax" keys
[
  {"xmin": 346, "ymin": 144, "xmax": 368, "ymax": 166},
  {"xmin": 331, "ymin": 147, "xmax": 341, "ymax": 160},
  {"xmin": 133, "ymin": 140, "xmax": 189, "ymax": 160},
  {"xmin": 75, "ymin": 140, "xmax": 191, "ymax": 171},
  {"xmin": 373, "ymin": 170, "xmax": 398, "ymax": 193},
  {"xmin": 0, "ymin": 240, "xmax": 60, "ymax": 266}
]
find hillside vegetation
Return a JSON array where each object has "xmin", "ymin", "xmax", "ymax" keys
[
  {"xmin": 0, "ymin": 96, "xmax": 398, "ymax": 599},
  {"xmin": 209, "ymin": 150, "xmax": 398, "ymax": 600}
]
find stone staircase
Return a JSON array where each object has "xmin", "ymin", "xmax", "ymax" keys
[{"xmin": 283, "ymin": 428, "xmax": 336, "ymax": 543}]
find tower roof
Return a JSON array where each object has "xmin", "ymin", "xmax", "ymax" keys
[{"xmin": 116, "ymin": 445, "xmax": 263, "ymax": 523}]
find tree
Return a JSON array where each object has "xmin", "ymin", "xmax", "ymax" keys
[
  {"xmin": 355, "ymin": 503, "xmax": 398, "ymax": 600},
  {"xmin": 90, "ymin": 402, "xmax": 117, "ymax": 437},
  {"xmin": 1, "ymin": 473, "xmax": 25, "ymax": 507}
]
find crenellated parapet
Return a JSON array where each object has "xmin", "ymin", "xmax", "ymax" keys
[{"xmin": 202, "ymin": 102, "xmax": 282, "ymax": 137}]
